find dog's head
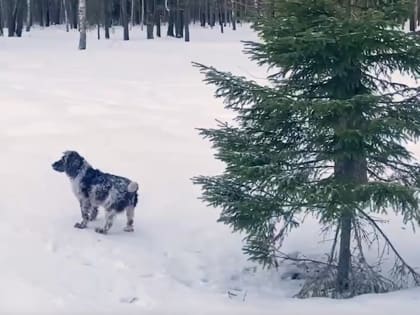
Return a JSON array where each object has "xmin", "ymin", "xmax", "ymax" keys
[{"xmin": 52, "ymin": 151, "xmax": 85, "ymax": 178}]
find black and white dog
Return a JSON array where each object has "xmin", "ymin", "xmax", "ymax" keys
[{"xmin": 52, "ymin": 151, "xmax": 139, "ymax": 234}]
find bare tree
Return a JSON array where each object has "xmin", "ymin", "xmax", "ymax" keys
[
  {"xmin": 78, "ymin": 0, "xmax": 86, "ymax": 49},
  {"xmin": 146, "ymin": 0, "xmax": 153, "ymax": 39},
  {"xmin": 121, "ymin": 0, "xmax": 129, "ymax": 40},
  {"xmin": 184, "ymin": 0, "xmax": 189, "ymax": 41},
  {"xmin": 0, "ymin": 0, "xmax": 4, "ymax": 35},
  {"xmin": 25, "ymin": 0, "xmax": 30, "ymax": 31},
  {"xmin": 62, "ymin": 0, "xmax": 69, "ymax": 31},
  {"xmin": 104, "ymin": 0, "xmax": 111, "ymax": 38}
]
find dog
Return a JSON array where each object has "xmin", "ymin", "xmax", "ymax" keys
[{"xmin": 52, "ymin": 151, "xmax": 139, "ymax": 234}]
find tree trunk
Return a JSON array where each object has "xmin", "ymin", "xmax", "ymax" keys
[
  {"xmin": 45, "ymin": 0, "xmax": 49, "ymax": 26},
  {"xmin": 175, "ymin": 8, "xmax": 183, "ymax": 37},
  {"xmin": 62, "ymin": 0, "xmax": 69, "ymax": 31},
  {"xmin": 334, "ymin": 144, "xmax": 368, "ymax": 295},
  {"xmin": 121, "ymin": 0, "xmax": 129, "ymax": 40},
  {"xmin": 146, "ymin": 0, "xmax": 153, "ymax": 39},
  {"xmin": 130, "ymin": 0, "xmax": 134, "ymax": 28},
  {"xmin": 15, "ymin": 0, "xmax": 23, "ymax": 36},
  {"xmin": 25, "ymin": 0, "xmax": 30, "ymax": 31},
  {"xmin": 336, "ymin": 209, "xmax": 352, "ymax": 294},
  {"xmin": 78, "ymin": 0, "xmax": 86, "ymax": 49},
  {"xmin": 155, "ymin": 7, "xmax": 161, "ymax": 37},
  {"xmin": 218, "ymin": 2, "xmax": 223, "ymax": 34},
  {"xmin": 0, "ymin": 0, "xmax": 4, "ymax": 36},
  {"xmin": 71, "ymin": 0, "xmax": 77, "ymax": 28},
  {"xmin": 7, "ymin": 0, "xmax": 16, "ymax": 36},
  {"xmin": 184, "ymin": 1, "xmax": 189, "ymax": 42},
  {"xmin": 231, "ymin": 0, "xmax": 236, "ymax": 30},
  {"xmin": 140, "ymin": 0, "xmax": 144, "ymax": 30},
  {"xmin": 167, "ymin": 7, "xmax": 174, "ymax": 36},
  {"xmin": 104, "ymin": 0, "xmax": 110, "ymax": 39}
]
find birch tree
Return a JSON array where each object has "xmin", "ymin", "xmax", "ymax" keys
[{"xmin": 78, "ymin": 0, "xmax": 86, "ymax": 49}]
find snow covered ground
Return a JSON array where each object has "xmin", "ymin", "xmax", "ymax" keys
[{"xmin": 0, "ymin": 25, "xmax": 420, "ymax": 314}]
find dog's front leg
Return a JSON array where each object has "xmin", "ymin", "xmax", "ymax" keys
[
  {"xmin": 74, "ymin": 200, "xmax": 90, "ymax": 229},
  {"xmin": 95, "ymin": 210, "xmax": 116, "ymax": 234},
  {"xmin": 89, "ymin": 207, "xmax": 98, "ymax": 221}
]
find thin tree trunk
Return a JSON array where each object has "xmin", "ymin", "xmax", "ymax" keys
[
  {"xmin": 25, "ymin": 0, "xmax": 30, "ymax": 31},
  {"xmin": 62, "ymin": 0, "xmax": 69, "ymax": 31},
  {"xmin": 121, "ymin": 0, "xmax": 129, "ymax": 40},
  {"xmin": 78, "ymin": 0, "xmax": 86, "ymax": 49},
  {"xmin": 231, "ymin": 0, "xmax": 235, "ymax": 30},
  {"xmin": 130, "ymin": 0, "xmax": 134, "ymax": 28},
  {"xmin": 336, "ymin": 210, "xmax": 352, "ymax": 294},
  {"xmin": 71, "ymin": 0, "xmax": 77, "ymax": 28},
  {"xmin": 97, "ymin": 22, "xmax": 100, "ymax": 39},
  {"xmin": 218, "ymin": 0, "xmax": 223, "ymax": 33},
  {"xmin": 141, "ymin": 0, "xmax": 144, "ymax": 30},
  {"xmin": 155, "ymin": 8, "xmax": 161, "ymax": 37},
  {"xmin": 0, "ymin": 0, "xmax": 4, "ymax": 35},
  {"xmin": 15, "ymin": 0, "xmax": 23, "ymax": 36},
  {"xmin": 335, "ymin": 147, "xmax": 368, "ymax": 294},
  {"xmin": 184, "ymin": 0, "xmax": 189, "ymax": 42},
  {"xmin": 7, "ymin": 0, "xmax": 16, "ymax": 36},
  {"xmin": 146, "ymin": 0, "xmax": 153, "ymax": 39},
  {"xmin": 45, "ymin": 0, "xmax": 50, "ymax": 26},
  {"xmin": 104, "ymin": 0, "xmax": 110, "ymax": 39},
  {"xmin": 167, "ymin": 6, "xmax": 174, "ymax": 36}
]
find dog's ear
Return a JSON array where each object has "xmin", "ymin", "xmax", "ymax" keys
[{"xmin": 65, "ymin": 152, "xmax": 84, "ymax": 178}]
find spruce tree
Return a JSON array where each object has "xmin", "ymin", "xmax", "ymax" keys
[{"xmin": 193, "ymin": 0, "xmax": 420, "ymax": 298}]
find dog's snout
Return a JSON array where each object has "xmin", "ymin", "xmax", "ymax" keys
[{"xmin": 52, "ymin": 160, "xmax": 65, "ymax": 172}]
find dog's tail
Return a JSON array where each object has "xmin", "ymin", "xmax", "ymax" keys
[{"xmin": 127, "ymin": 181, "xmax": 139, "ymax": 193}]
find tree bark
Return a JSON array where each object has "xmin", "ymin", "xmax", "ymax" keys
[
  {"xmin": 0, "ymin": 0, "xmax": 4, "ymax": 35},
  {"xmin": 71, "ymin": 0, "xmax": 77, "ymax": 28},
  {"xmin": 140, "ymin": 0, "xmax": 144, "ymax": 30},
  {"xmin": 78, "ymin": 0, "xmax": 86, "ymax": 49},
  {"xmin": 146, "ymin": 0, "xmax": 153, "ymax": 39},
  {"xmin": 167, "ymin": 6, "xmax": 174, "ymax": 36},
  {"xmin": 104, "ymin": 0, "xmax": 111, "ymax": 39},
  {"xmin": 62, "ymin": 0, "xmax": 69, "ymax": 32},
  {"xmin": 15, "ymin": 0, "xmax": 23, "ymax": 36},
  {"xmin": 130, "ymin": 0, "xmax": 134, "ymax": 28},
  {"xmin": 184, "ymin": 0, "xmax": 189, "ymax": 42},
  {"xmin": 7, "ymin": 0, "xmax": 16, "ymax": 36},
  {"xmin": 121, "ymin": 0, "xmax": 129, "ymax": 40},
  {"xmin": 334, "ymin": 142, "xmax": 368, "ymax": 294},
  {"xmin": 231, "ymin": 0, "xmax": 236, "ymax": 30},
  {"xmin": 155, "ymin": 6, "xmax": 161, "ymax": 37},
  {"xmin": 45, "ymin": 0, "xmax": 49, "ymax": 26},
  {"xmin": 25, "ymin": 0, "xmax": 30, "ymax": 31},
  {"xmin": 336, "ymin": 209, "xmax": 352, "ymax": 294}
]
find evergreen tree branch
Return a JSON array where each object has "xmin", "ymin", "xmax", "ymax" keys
[{"xmin": 357, "ymin": 207, "xmax": 420, "ymax": 284}]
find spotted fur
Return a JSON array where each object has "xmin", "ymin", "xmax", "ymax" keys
[{"xmin": 52, "ymin": 151, "xmax": 139, "ymax": 234}]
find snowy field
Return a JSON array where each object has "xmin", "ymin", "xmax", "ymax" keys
[{"xmin": 0, "ymin": 25, "xmax": 420, "ymax": 315}]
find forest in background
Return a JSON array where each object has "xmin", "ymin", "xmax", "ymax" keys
[{"xmin": 0, "ymin": 0, "xmax": 267, "ymax": 41}]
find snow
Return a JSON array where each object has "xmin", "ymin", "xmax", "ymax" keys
[{"xmin": 0, "ymin": 25, "xmax": 420, "ymax": 314}]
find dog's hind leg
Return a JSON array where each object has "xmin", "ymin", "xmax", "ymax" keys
[
  {"xmin": 95, "ymin": 210, "xmax": 116, "ymax": 234},
  {"xmin": 89, "ymin": 207, "xmax": 98, "ymax": 221},
  {"xmin": 123, "ymin": 206, "xmax": 135, "ymax": 232},
  {"xmin": 74, "ymin": 200, "xmax": 91, "ymax": 229}
]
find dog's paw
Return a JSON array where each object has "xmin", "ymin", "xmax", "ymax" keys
[
  {"xmin": 95, "ymin": 227, "xmax": 107, "ymax": 234},
  {"xmin": 74, "ymin": 222, "xmax": 87, "ymax": 229},
  {"xmin": 124, "ymin": 226, "xmax": 134, "ymax": 232}
]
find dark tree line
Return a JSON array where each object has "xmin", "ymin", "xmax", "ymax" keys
[{"xmin": 0, "ymin": 0, "xmax": 264, "ymax": 40}]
